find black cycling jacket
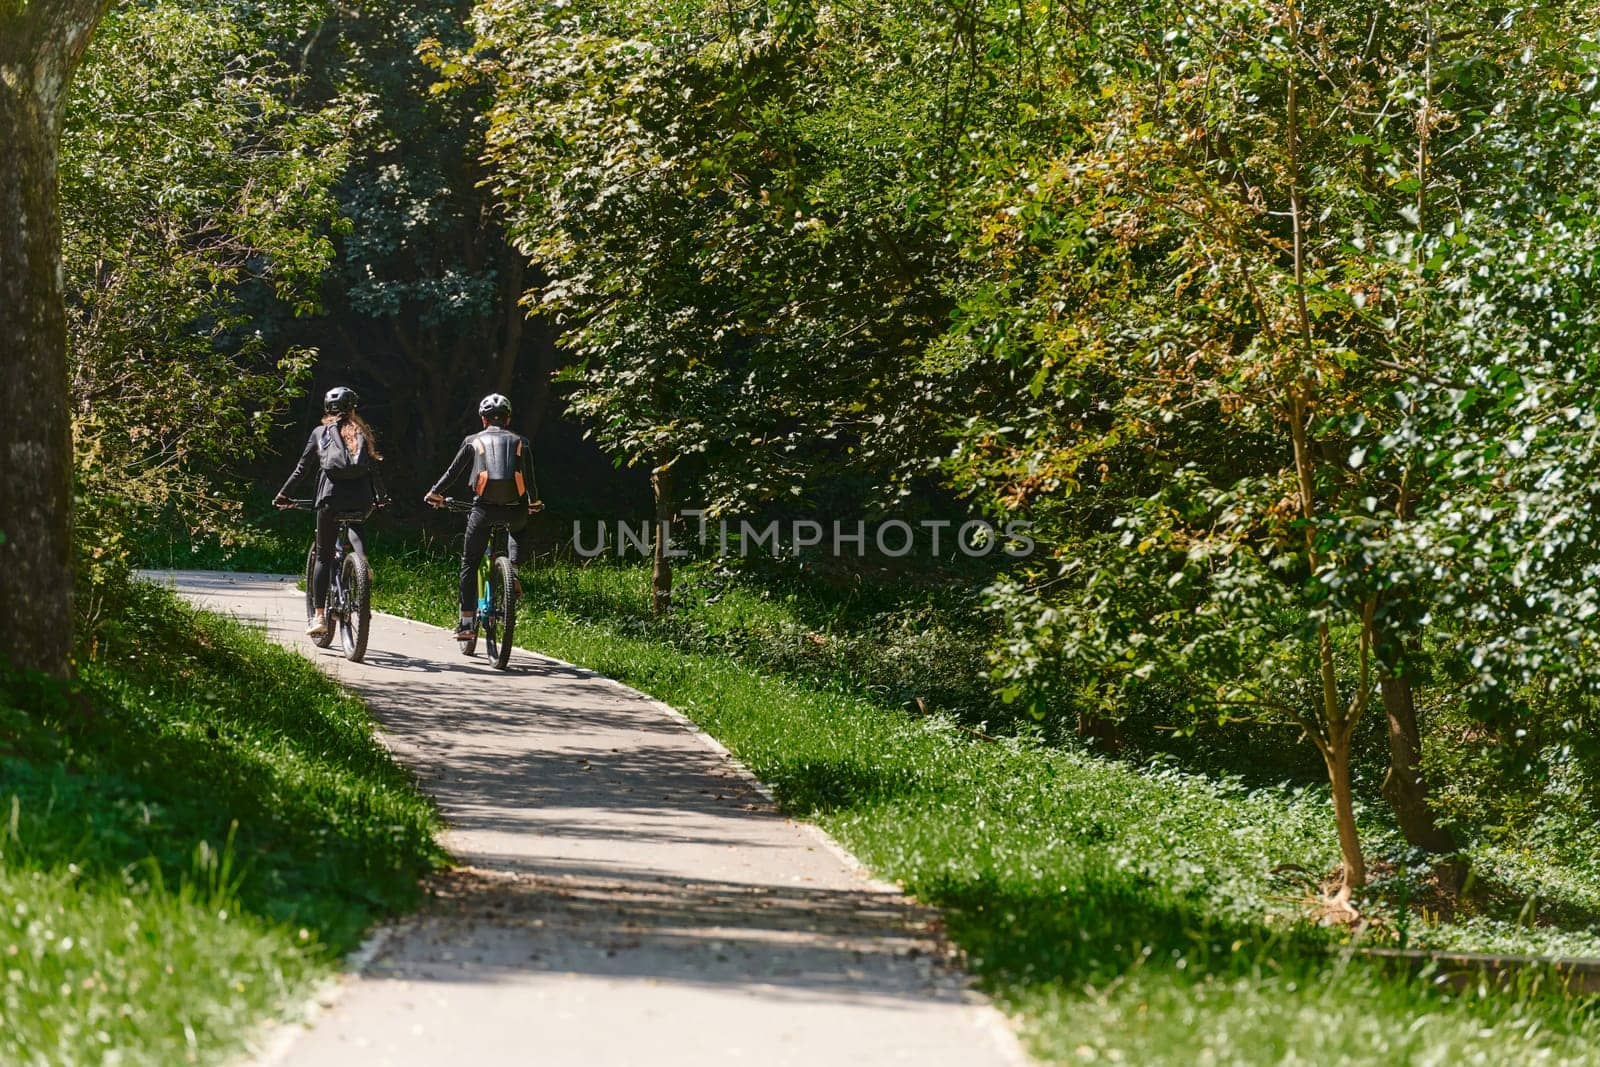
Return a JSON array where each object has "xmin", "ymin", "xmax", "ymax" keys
[
  {"xmin": 429, "ymin": 427, "xmax": 538, "ymax": 503},
  {"xmin": 278, "ymin": 424, "xmax": 386, "ymax": 512}
]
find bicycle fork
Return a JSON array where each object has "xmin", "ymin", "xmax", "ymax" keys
[{"xmin": 476, "ymin": 556, "xmax": 495, "ymax": 622}]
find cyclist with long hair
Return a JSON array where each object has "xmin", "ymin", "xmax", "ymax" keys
[
  {"xmin": 425, "ymin": 393, "xmax": 541, "ymax": 638},
  {"xmin": 275, "ymin": 386, "xmax": 387, "ymax": 636}
]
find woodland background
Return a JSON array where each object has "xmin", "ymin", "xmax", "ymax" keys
[{"xmin": 8, "ymin": 0, "xmax": 1600, "ymax": 926}]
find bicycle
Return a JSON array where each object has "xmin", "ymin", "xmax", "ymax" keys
[
  {"xmin": 443, "ymin": 497, "xmax": 519, "ymax": 670},
  {"xmin": 283, "ymin": 499, "xmax": 373, "ymax": 663}
]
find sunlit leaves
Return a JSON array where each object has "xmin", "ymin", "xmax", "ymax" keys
[
  {"xmin": 61, "ymin": 0, "xmax": 353, "ymax": 573},
  {"xmin": 458, "ymin": 0, "xmax": 1053, "ymax": 509}
]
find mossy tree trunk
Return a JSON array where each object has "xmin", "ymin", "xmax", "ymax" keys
[{"xmin": 0, "ymin": 0, "xmax": 108, "ymax": 677}]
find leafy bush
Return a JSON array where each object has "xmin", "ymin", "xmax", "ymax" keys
[{"xmin": 64, "ymin": 0, "xmax": 355, "ymax": 603}]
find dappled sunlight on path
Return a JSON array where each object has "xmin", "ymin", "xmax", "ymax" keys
[{"xmin": 145, "ymin": 570, "xmax": 1026, "ymax": 1066}]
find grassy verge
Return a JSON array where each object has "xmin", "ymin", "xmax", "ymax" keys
[
  {"xmin": 364, "ymin": 552, "xmax": 1600, "ymax": 1064},
  {"xmin": 1, "ymin": 581, "xmax": 445, "ymax": 1066}
]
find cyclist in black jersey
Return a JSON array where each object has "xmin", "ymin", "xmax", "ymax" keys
[
  {"xmin": 276, "ymin": 387, "xmax": 387, "ymax": 636},
  {"xmin": 425, "ymin": 393, "xmax": 542, "ymax": 638}
]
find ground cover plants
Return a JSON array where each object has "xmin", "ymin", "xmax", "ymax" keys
[
  {"xmin": 366, "ymin": 548, "xmax": 1600, "ymax": 1064},
  {"xmin": 0, "ymin": 581, "xmax": 444, "ymax": 1065}
]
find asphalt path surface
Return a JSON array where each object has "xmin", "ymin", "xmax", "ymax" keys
[{"xmin": 150, "ymin": 570, "xmax": 1028, "ymax": 1067}]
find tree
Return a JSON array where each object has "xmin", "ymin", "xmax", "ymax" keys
[
  {"xmin": 287, "ymin": 0, "xmax": 560, "ymax": 491},
  {"xmin": 456, "ymin": 0, "xmax": 1600, "ymax": 889},
  {"xmin": 0, "ymin": 0, "xmax": 112, "ymax": 677},
  {"xmin": 950, "ymin": 0, "xmax": 1600, "ymax": 889},
  {"xmin": 61, "ymin": 0, "xmax": 352, "ymax": 615},
  {"xmin": 456, "ymin": 0, "xmax": 1047, "ymax": 607}
]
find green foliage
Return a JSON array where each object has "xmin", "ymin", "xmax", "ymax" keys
[
  {"xmin": 0, "ymin": 582, "xmax": 444, "ymax": 1063},
  {"xmin": 72, "ymin": 0, "xmax": 1600, "ymax": 1047},
  {"xmin": 368, "ymin": 553, "xmax": 1600, "ymax": 1064},
  {"xmin": 134, "ymin": 488, "xmax": 316, "ymax": 576},
  {"xmin": 375, "ymin": 550, "xmax": 1599, "ymax": 914},
  {"xmin": 454, "ymin": 0, "xmax": 1006, "ymax": 507},
  {"xmin": 449, "ymin": 0, "xmax": 1600, "ymax": 884},
  {"xmin": 966, "ymin": 0, "xmax": 1600, "ymax": 727},
  {"xmin": 858, "ymin": 0, "xmax": 1600, "ymax": 879},
  {"xmin": 287, "ymin": 0, "xmax": 555, "ymax": 478},
  {"xmin": 396, "ymin": 549, "xmax": 1004, "ymax": 718},
  {"xmin": 62, "ymin": 0, "xmax": 353, "ymax": 597},
  {"xmin": 313, "ymin": 0, "xmax": 494, "ymax": 326}
]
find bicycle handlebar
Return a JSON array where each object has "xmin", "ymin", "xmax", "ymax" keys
[
  {"xmin": 435, "ymin": 496, "xmax": 542, "ymax": 514},
  {"xmin": 277, "ymin": 498, "xmax": 386, "ymax": 513}
]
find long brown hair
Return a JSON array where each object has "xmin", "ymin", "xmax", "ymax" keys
[{"xmin": 321, "ymin": 411, "xmax": 383, "ymax": 461}]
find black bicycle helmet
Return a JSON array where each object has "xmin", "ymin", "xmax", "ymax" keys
[
  {"xmin": 478, "ymin": 392, "xmax": 512, "ymax": 420},
  {"xmin": 324, "ymin": 386, "xmax": 359, "ymax": 414}
]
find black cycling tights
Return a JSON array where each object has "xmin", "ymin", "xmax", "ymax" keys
[
  {"xmin": 312, "ymin": 508, "xmax": 365, "ymax": 610},
  {"xmin": 459, "ymin": 503, "xmax": 526, "ymax": 613}
]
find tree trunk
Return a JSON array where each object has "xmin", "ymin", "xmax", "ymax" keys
[
  {"xmin": 1324, "ymin": 735, "xmax": 1367, "ymax": 890},
  {"xmin": 650, "ymin": 465, "xmax": 675, "ymax": 617},
  {"xmin": 1281, "ymin": 15, "xmax": 1366, "ymax": 896},
  {"xmin": 0, "ymin": 3, "xmax": 107, "ymax": 676},
  {"xmin": 1380, "ymin": 673, "xmax": 1456, "ymax": 853},
  {"xmin": 1076, "ymin": 710, "xmax": 1122, "ymax": 755},
  {"xmin": 492, "ymin": 251, "xmax": 525, "ymax": 397}
]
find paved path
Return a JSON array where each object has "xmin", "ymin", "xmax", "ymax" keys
[{"xmin": 149, "ymin": 571, "xmax": 1027, "ymax": 1067}]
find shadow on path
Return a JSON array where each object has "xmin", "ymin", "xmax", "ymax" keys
[
  {"xmin": 147, "ymin": 569, "xmax": 1025, "ymax": 1067},
  {"xmin": 384, "ymin": 863, "xmax": 967, "ymax": 1010}
]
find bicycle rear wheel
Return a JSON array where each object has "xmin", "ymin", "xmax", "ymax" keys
[
  {"xmin": 304, "ymin": 542, "xmax": 334, "ymax": 648},
  {"xmin": 338, "ymin": 552, "xmax": 372, "ymax": 662},
  {"xmin": 487, "ymin": 555, "xmax": 517, "ymax": 670}
]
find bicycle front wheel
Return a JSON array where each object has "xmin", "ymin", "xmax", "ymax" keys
[
  {"xmin": 487, "ymin": 555, "xmax": 517, "ymax": 670},
  {"xmin": 338, "ymin": 552, "xmax": 372, "ymax": 663},
  {"xmin": 304, "ymin": 542, "xmax": 334, "ymax": 648}
]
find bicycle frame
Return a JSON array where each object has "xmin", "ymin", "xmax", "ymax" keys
[
  {"xmin": 286, "ymin": 499, "xmax": 374, "ymax": 661},
  {"xmin": 476, "ymin": 524, "xmax": 511, "ymax": 619},
  {"xmin": 444, "ymin": 497, "xmax": 521, "ymax": 668}
]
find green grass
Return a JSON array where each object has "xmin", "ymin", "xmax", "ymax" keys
[
  {"xmin": 1, "ymin": 581, "xmax": 445, "ymax": 1066},
  {"xmin": 134, "ymin": 510, "xmax": 307, "ymax": 577},
  {"xmin": 364, "ymin": 551, "xmax": 1600, "ymax": 1065}
]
